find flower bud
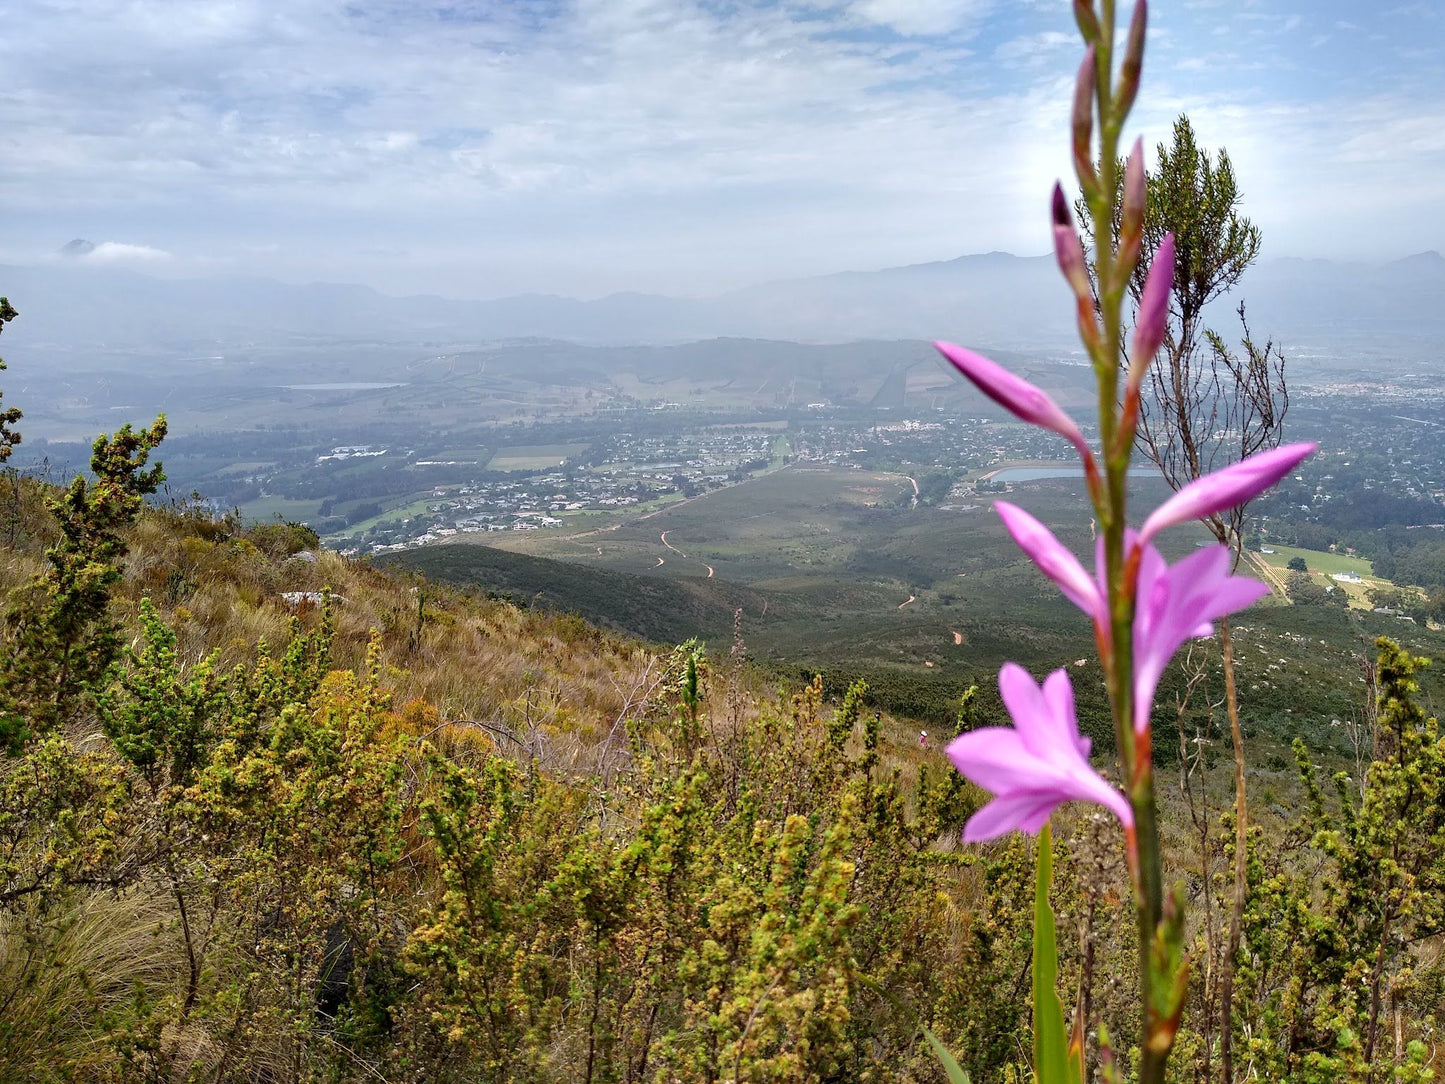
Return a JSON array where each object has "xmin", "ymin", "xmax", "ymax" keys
[
  {"xmin": 1073, "ymin": 0, "xmax": 1101, "ymax": 44},
  {"xmin": 1052, "ymin": 184, "xmax": 1092, "ymax": 302},
  {"xmin": 1072, "ymin": 48, "xmax": 1097, "ymax": 192},
  {"xmin": 996, "ymin": 501, "xmax": 1104, "ymax": 619},
  {"xmin": 1115, "ymin": 0, "xmax": 1147, "ymax": 120},
  {"xmin": 1118, "ymin": 139, "xmax": 1146, "ymax": 273},
  {"xmin": 1127, "ymin": 232, "xmax": 1174, "ymax": 394},
  {"xmin": 934, "ymin": 340, "xmax": 1091, "ymax": 460},
  {"xmin": 1138, "ymin": 442, "xmax": 1318, "ymax": 545}
]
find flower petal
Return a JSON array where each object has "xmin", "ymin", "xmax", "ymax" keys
[
  {"xmin": 1139, "ymin": 443, "xmax": 1316, "ymax": 544},
  {"xmin": 934, "ymin": 341, "xmax": 1089, "ymax": 456},
  {"xmin": 996, "ymin": 501, "xmax": 1104, "ymax": 619},
  {"xmin": 947, "ymin": 727, "xmax": 1057, "ymax": 795},
  {"xmin": 963, "ymin": 791, "xmax": 1061, "ymax": 842},
  {"xmin": 1130, "ymin": 541, "xmax": 1274, "ymax": 732},
  {"xmin": 1065, "ymin": 770, "xmax": 1136, "ymax": 830},
  {"xmin": 997, "ymin": 662, "xmax": 1056, "ymax": 758},
  {"xmin": 1041, "ymin": 668, "xmax": 1091, "ymax": 761},
  {"xmin": 949, "ymin": 665, "xmax": 1135, "ymax": 841}
]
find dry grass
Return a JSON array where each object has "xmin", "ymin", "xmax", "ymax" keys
[
  {"xmin": 97, "ymin": 510, "xmax": 667, "ymax": 761},
  {"xmin": 0, "ymin": 887, "xmax": 182, "ymax": 1079}
]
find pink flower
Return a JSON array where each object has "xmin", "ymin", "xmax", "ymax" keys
[
  {"xmin": 1130, "ymin": 541, "xmax": 1268, "ymax": 732},
  {"xmin": 994, "ymin": 501, "xmax": 1273, "ymax": 732},
  {"xmin": 1127, "ymin": 233, "xmax": 1174, "ymax": 394},
  {"xmin": 934, "ymin": 341, "xmax": 1091, "ymax": 462},
  {"xmin": 948, "ymin": 664, "xmax": 1133, "ymax": 842},
  {"xmin": 1139, "ymin": 442, "xmax": 1317, "ymax": 545}
]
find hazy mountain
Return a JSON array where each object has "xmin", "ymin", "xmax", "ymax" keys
[{"xmin": 2, "ymin": 249, "xmax": 1441, "ymax": 369}]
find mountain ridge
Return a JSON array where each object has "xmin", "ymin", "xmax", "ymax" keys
[{"xmin": 4, "ymin": 246, "xmax": 1442, "ymax": 361}]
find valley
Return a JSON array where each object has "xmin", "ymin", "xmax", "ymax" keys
[
  {"xmin": 13, "ymin": 322, "xmax": 1445, "ymax": 749},
  {"xmin": 391, "ymin": 460, "xmax": 1445, "ymax": 752}
]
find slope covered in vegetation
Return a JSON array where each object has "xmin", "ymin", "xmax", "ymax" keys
[
  {"xmin": 0, "ymin": 447, "xmax": 1058, "ymax": 1081},
  {"xmin": 1, "ymin": 293, "xmax": 1443, "ymax": 1081},
  {"xmin": 387, "ymin": 538, "xmax": 765, "ymax": 646}
]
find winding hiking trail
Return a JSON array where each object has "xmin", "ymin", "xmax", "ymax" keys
[
  {"xmin": 662, "ymin": 530, "xmax": 717, "ymax": 579},
  {"xmin": 898, "ymin": 594, "xmax": 916, "ymax": 609},
  {"xmin": 654, "ymin": 557, "xmax": 665, "ymax": 567}
]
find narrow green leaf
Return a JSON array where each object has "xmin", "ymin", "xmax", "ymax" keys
[
  {"xmin": 1068, "ymin": 1042, "xmax": 1084, "ymax": 1084},
  {"xmin": 921, "ymin": 1025, "xmax": 973, "ymax": 1084},
  {"xmin": 1033, "ymin": 822, "xmax": 1071, "ymax": 1084}
]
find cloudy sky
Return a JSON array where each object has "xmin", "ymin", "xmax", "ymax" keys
[{"xmin": 2, "ymin": 0, "xmax": 1441, "ymax": 298}]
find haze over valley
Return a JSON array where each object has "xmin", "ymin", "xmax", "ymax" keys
[{"xmin": 7, "ymin": 240, "xmax": 1444, "ymax": 739}]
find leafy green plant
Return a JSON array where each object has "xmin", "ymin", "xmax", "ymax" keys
[
  {"xmin": 1236, "ymin": 638, "xmax": 1445, "ymax": 1083},
  {"xmin": 1, "ymin": 417, "xmax": 167, "ymax": 748}
]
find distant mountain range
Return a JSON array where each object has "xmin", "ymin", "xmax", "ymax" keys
[{"xmin": 2, "ymin": 247, "xmax": 1441, "ymax": 365}]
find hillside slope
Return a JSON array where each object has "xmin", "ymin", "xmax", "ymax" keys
[{"xmin": 386, "ymin": 540, "xmax": 768, "ymax": 646}]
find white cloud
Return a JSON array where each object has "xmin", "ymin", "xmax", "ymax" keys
[
  {"xmin": 850, "ymin": 0, "xmax": 993, "ymax": 37},
  {"xmin": 79, "ymin": 242, "xmax": 173, "ymax": 265},
  {"xmin": 0, "ymin": 0, "xmax": 1440, "ymax": 296},
  {"xmin": 994, "ymin": 30, "xmax": 1072, "ymax": 64}
]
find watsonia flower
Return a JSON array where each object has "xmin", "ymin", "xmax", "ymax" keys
[
  {"xmin": 995, "ymin": 500, "xmax": 1273, "ymax": 732},
  {"xmin": 1130, "ymin": 541, "xmax": 1268, "ymax": 733},
  {"xmin": 948, "ymin": 663, "xmax": 1133, "ymax": 842}
]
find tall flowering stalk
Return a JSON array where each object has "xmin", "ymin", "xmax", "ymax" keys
[{"xmin": 934, "ymin": 3, "xmax": 1314, "ymax": 1081}]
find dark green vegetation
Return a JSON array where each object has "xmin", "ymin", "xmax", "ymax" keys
[
  {"xmin": 2, "ymin": 295, "xmax": 1445, "ymax": 1080},
  {"xmin": 393, "ymin": 465, "xmax": 1445, "ymax": 750},
  {"xmin": 390, "ymin": 539, "xmax": 768, "ymax": 645}
]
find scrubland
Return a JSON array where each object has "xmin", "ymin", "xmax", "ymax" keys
[{"xmin": 1, "ymin": 450, "xmax": 1441, "ymax": 1082}]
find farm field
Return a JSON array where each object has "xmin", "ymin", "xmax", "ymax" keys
[
  {"xmin": 486, "ymin": 443, "xmax": 591, "ymax": 470},
  {"xmin": 1259, "ymin": 543, "xmax": 1374, "ymax": 577},
  {"xmin": 1255, "ymin": 543, "xmax": 1401, "ymax": 609},
  {"xmin": 399, "ymin": 467, "xmax": 1445, "ymax": 744}
]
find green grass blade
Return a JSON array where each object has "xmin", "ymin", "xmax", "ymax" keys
[
  {"xmin": 1032, "ymin": 822, "xmax": 1072, "ymax": 1084},
  {"xmin": 921, "ymin": 1025, "xmax": 973, "ymax": 1084}
]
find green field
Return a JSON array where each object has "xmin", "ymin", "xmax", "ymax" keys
[
  {"xmin": 396, "ymin": 465, "xmax": 1445, "ymax": 743},
  {"xmin": 1259, "ymin": 544, "xmax": 1374, "ymax": 577},
  {"xmin": 415, "ymin": 447, "xmax": 490, "ymax": 466},
  {"xmin": 332, "ymin": 494, "xmax": 441, "ymax": 538},
  {"xmin": 486, "ymin": 443, "xmax": 590, "ymax": 471}
]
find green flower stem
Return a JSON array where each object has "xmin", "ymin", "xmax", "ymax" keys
[{"xmin": 1083, "ymin": 4, "xmax": 1169, "ymax": 1081}]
